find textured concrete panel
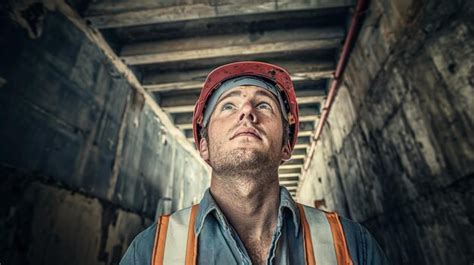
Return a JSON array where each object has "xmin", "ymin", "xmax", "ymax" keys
[
  {"xmin": 298, "ymin": 1, "xmax": 474, "ymax": 264},
  {"xmin": 0, "ymin": 7, "xmax": 210, "ymax": 265},
  {"xmin": 0, "ymin": 169, "xmax": 150, "ymax": 265}
]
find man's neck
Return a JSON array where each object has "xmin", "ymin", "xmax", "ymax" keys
[{"xmin": 209, "ymin": 174, "xmax": 280, "ymax": 264}]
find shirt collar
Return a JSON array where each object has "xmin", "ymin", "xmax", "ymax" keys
[{"xmin": 195, "ymin": 186, "xmax": 301, "ymax": 236}]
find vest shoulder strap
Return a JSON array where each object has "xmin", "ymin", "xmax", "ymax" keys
[
  {"xmin": 298, "ymin": 203, "xmax": 353, "ymax": 265},
  {"xmin": 151, "ymin": 204, "xmax": 199, "ymax": 265}
]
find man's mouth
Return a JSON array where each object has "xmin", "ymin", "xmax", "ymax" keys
[{"xmin": 230, "ymin": 128, "xmax": 262, "ymax": 140}]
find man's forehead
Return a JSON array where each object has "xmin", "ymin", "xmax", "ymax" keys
[
  {"xmin": 218, "ymin": 85, "xmax": 277, "ymax": 100},
  {"xmin": 202, "ymin": 78, "xmax": 289, "ymax": 127}
]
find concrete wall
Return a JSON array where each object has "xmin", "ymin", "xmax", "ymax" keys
[
  {"xmin": 0, "ymin": 6, "xmax": 210, "ymax": 265},
  {"xmin": 298, "ymin": 0, "xmax": 473, "ymax": 264}
]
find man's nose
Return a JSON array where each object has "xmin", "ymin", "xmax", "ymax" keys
[{"xmin": 238, "ymin": 102, "xmax": 257, "ymax": 123}]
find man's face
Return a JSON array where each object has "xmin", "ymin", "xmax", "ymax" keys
[{"xmin": 199, "ymin": 85, "xmax": 291, "ymax": 175}]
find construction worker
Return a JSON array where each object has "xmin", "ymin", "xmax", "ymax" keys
[{"xmin": 119, "ymin": 61, "xmax": 389, "ymax": 265}]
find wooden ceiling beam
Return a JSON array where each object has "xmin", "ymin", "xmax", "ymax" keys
[
  {"xmin": 122, "ymin": 38, "xmax": 341, "ymax": 65},
  {"xmin": 291, "ymin": 154, "xmax": 306, "ymax": 160},
  {"xmin": 279, "ymin": 166, "xmax": 301, "ymax": 175},
  {"xmin": 294, "ymin": 143, "xmax": 310, "ymax": 150},
  {"xmin": 142, "ymin": 61, "xmax": 334, "ymax": 92},
  {"xmin": 283, "ymin": 159, "xmax": 305, "ymax": 166},
  {"xmin": 85, "ymin": 0, "xmax": 355, "ymax": 28},
  {"xmin": 121, "ymin": 27, "xmax": 343, "ymax": 57},
  {"xmin": 299, "ymin": 115, "xmax": 320, "ymax": 122},
  {"xmin": 280, "ymin": 181, "xmax": 298, "ymax": 186},
  {"xmin": 143, "ymin": 60, "xmax": 334, "ymax": 85},
  {"xmin": 280, "ymin": 164, "xmax": 303, "ymax": 170},
  {"xmin": 144, "ymin": 71, "xmax": 333, "ymax": 92},
  {"xmin": 279, "ymin": 174, "xmax": 299, "ymax": 180}
]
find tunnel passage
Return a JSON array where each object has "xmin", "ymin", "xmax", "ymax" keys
[{"xmin": 0, "ymin": 0, "xmax": 473, "ymax": 265}]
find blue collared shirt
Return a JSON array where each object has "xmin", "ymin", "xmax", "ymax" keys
[{"xmin": 120, "ymin": 187, "xmax": 389, "ymax": 265}]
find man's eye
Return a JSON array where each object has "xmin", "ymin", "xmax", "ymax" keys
[
  {"xmin": 257, "ymin": 102, "xmax": 272, "ymax": 110},
  {"xmin": 221, "ymin": 103, "xmax": 235, "ymax": 110}
]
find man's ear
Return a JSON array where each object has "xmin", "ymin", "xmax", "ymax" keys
[
  {"xmin": 281, "ymin": 141, "xmax": 292, "ymax": 161},
  {"xmin": 199, "ymin": 137, "xmax": 209, "ymax": 161}
]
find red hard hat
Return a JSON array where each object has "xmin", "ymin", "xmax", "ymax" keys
[{"xmin": 192, "ymin": 61, "xmax": 300, "ymax": 151}]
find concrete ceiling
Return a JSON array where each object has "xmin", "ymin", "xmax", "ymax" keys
[{"xmin": 83, "ymin": 0, "xmax": 356, "ymax": 197}]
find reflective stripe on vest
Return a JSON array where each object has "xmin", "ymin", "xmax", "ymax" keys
[
  {"xmin": 151, "ymin": 203, "xmax": 352, "ymax": 265},
  {"xmin": 297, "ymin": 204, "xmax": 353, "ymax": 265}
]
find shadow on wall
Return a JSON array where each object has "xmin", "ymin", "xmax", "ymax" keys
[
  {"xmin": 297, "ymin": 0, "xmax": 474, "ymax": 265},
  {"xmin": 0, "ymin": 4, "xmax": 210, "ymax": 265}
]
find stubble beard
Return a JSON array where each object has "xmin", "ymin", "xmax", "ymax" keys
[{"xmin": 208, "ymin": 142, "xmax": 281, "ymax": 186}]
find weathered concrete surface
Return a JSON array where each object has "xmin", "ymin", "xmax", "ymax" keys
[
  {"xmin": 0, "ymin": 5, "xmax": 210, "ymax": 265},
  {"xmin": 0, "ymin": 168, "xmax": 150, "ymax": 265},
  {"xmin": 298, "ymin": 0, "xmax": 474, "ymax": 264}
]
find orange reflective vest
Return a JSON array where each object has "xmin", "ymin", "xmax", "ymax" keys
[{"xmin": 151, "ymin": 203, "xmax": 353, "ymax": 265}]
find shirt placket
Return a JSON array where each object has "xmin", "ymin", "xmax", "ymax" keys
[
  {"xmin": 216, "ymin": 210, "xmax": 253, "ymax": 265},
  {"xmin": 267, "ymin": 209, "xmax": 286, "ymax": 265}
]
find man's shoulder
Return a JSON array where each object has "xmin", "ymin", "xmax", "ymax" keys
[
  {"xmin": 300, "ymin": 205, "xmax": 364, "ymax": 234},
  {"xmin": 339, "ymin": 216, "xmax": 390, "ymax": 264},
  {"xmin": 169, "ymin": 204, "xmax": 195, "ymax": 219},
  {"xmin": 134, "ymin": 222, "xmax": 158, "ymax": 246},
  {"xmin": 127, "ymin": 205, "xmax": 195, "ymax": 244},
  {"xmin": 301, "ymin": 206, "xmax": 376, "ymax": 248},
  {"xmin": 301, "ymin": 205, "xmax": 389, "ymax": 264},
  {"xmin": 338, "ymin": 215, "xmax": 366, "ymax": 236},
  {"xmin": 119, "ymin": 222, "xmax": 157, "ymax": 265},
  {"xmin": 119, "ymin": 206, "xmax": 197, "ymax": 265}
]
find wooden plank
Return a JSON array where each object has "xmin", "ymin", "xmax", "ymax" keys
[
  {"xmin": 144, "ymin": 81, "xmax": 203, "ymax": 92},
  {"xmin": 299, "ymin": 115, "xmax": 320, "ymax": 122},
  {"xmin": 279, "ymin": 174, "xmax": 299, "ymax": 180},
  {"xmin": 190, "ymin": 81, "xmax": 325, "ymax": 98},
  {"xmin": 297, "ymin": 95, "xmax": 325, "ymax": 105},
  {"xmin": 176, "ymin": 123, "xmax": 193, "ymax": 130},
  {"xmin": 144, "ymin": 71, "xmax": 333, "ymax": 92},
  {"xmin": 283, "ymin": 158, "xmax": 305, "ymax": 165},
  {"xmin": 298, "ymin": 131, "xmax": 313, "ymax": 137},
  {"xmin": 290, "ymin": 70, "xmax": 334, "ymax": 81},
  {"xmin": 85, "ymin": 0, "xmax": 355, "ymax": 28},
  {"xmin": 143, "ymin": 60, "xmax": 334, "ymax": 87},
  {"xmin": 122, "ymin": 39, "xmax": 341, "ymax": 65},
  {"xmin": 162, "ymin": 105, "xmax": 195, "ymax": 114},
  {"xmin": 294, "ymin": 143, "xmax": 310, "ymax": 150},
  {"xmin": 280, "ymin": 164, "xmax": 303, "ymax": 170},
  {"xmin": 279, "ymin": 166, "xmax": 301, "ymax": 174},
  {"xmin": 291, "ymin": 154, "xmax": 306, "ymax": 159},
  {"xmin": 121, "ymin": 27, "xmax": 344, "ymax": 56},
  {"xmin": 280, "ymin": 181, "xmax": 298, "ymax": 186}
]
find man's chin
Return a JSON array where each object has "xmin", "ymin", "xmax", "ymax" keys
[
  {"xmin": 228, "ymin": 148, "xmax": 258, "ymax": 162},
  {"xmin": 210, "ymin": 149, "xmax": 270, "ymax": 172}
]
